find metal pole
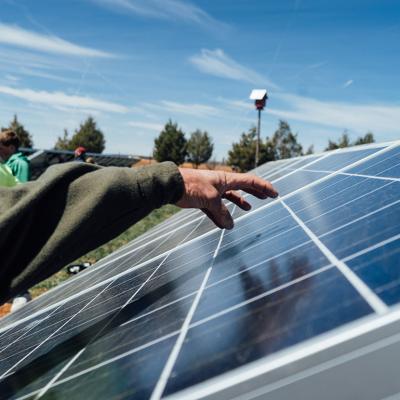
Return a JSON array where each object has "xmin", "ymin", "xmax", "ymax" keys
[{"xmin": 255, "ymin": 108, "xmax": 261, "ymax": 169}]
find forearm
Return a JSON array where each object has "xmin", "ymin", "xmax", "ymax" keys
[{"xmin": 0, "ymin": 161, "xmax": 183, "ymax": 302}]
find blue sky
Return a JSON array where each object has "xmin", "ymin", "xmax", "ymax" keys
[{"xmin": 0, "ymin": 0, "xmax": 399, "ymax": 159}]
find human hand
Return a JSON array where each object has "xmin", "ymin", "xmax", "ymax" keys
[{"xmin": 176, "ymin": 168, "xmax": 278, "ymax": 230}]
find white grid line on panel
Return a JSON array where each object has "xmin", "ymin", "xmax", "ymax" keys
[
  {"xmin": 346, "ymin": 146, "xmax": 400, "ymax": 174},
  {"xmin": 2, "ymin": 186, "xmax": 397, "ymax": 351},
  {"xmin": 35, "ymin": 211, "xmax": 207, "ymax": 302},
  {"xmin": 341, "ymin": 171, "xmax": 400, "ymax": 181},
  {"xmin": 36, "ymin": 251, "xmax": 173, "ymax": 398},
  {"xmin": 27, "ymin": 214, "xmax": 207, "ymax": 398},
  {"xmin": 52, "ymin": 214, "xmax": 207, "ymax": 293},
  {"xmin": 7, "ymin": 189, "xmax": 397, "ymax": 362},
  {"xmin": 233, "ymin": 142, "xmax": 400, "ymax": 226},
  {"xmin": 0, "ymin": 217, "xmax": 205, "ymax": 368},
  {"xmin": 189, "ymin": 264, "xmax": 334, "ymax": 330},
  {"xmin": 34, "ymin": 347, "xmax": 86, "ymax": 399},
  {"xmin": 286, "ymin": 148, "xmax": 400, "ymax": 181},
  {"xmin": 165, "ymin": 304, "xmax": 400, "ymax": 400},
  {"xmin": 50, "ymin": 226, "xmax": 181, "ymax": 300},
  {"xmin": 318, "ymin": 199, "xmax": 400, "ymax": 240},
  {"xmin": 22, "ymin": 227, "xmax": 399, "ymax": 397},
  {"xmin": 121, "ymin": 240, "xmax": 315, "ymax": 330},
  {"xmin": 150, "ymin": 227, "xmax": 226, "ymax": 400},
  {"xmin": 0, "ymin": 216, "xmax": 211, "ymax": 336},
  {"xmin": 257, "ymin": 155, "xmax": 320, "ymax": 180},
  {"xmin": 15, "ymin": 262, "xmax": 333, "ymax": 400},
  {"xmin": 13, "ymin": 226, "xmax": 400, "ymax": 398},
  {"xmin": 0, "ymin": 278, "xmax": 116, "ymax": 380},
  {"xmin": 14, "ymin": 330, "xmax": 181, "ymax": 400},
  {"xmin": 0, "ymin": 303, "xmax": 65, "ymax": 357},
  {"xmin": 223, "ymin": 179, "xmax": 394, "ymax": 258},
  {"xmin": 342, "ymin": 234, "xmax": 400, "ymax": 264},
  {"xmin": 258, "ymin": 150, "xmax": 333, "ymax": 184},
  {"xmin": 1, "ymin": 142, "xmax": 397, "ymax": 336},
  {"xmin": 288, "ymin": 168, "xmax": 400, "ymax": 183},
  {"xmin": 150, "ymin": 266, "xmax": 214, "ymax": 400},
  {"xmin": 280, "ymin": 199, "xmax": 388, "ymax": 314}
]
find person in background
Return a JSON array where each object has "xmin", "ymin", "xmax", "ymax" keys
[
  {"xmin": 0, "ymin": 163, "xmax": 18, "ymax": 187},
  {"xmin": 74, "ymin": 146, "xmax": 87, "ymax": 162},
  {"xmin": 0, "ymin": 130, "xmax": 32, "ymax": 311},
  {"xmin": 0, "ymin": 129, "xmax": 30, "ymax": 183},
  {"xmin": 85, "ymin": 156, "xmax": 96, "ymax": 164}
]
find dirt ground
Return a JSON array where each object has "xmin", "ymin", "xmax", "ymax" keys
[{"xmin": 0, "ymin": 303, "xmax": 11, "ymax": 318}]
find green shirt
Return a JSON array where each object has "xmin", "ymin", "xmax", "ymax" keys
[
  {"xmin": 0, "ymin": 161, "xmax": 183, "ymax": 303},
  {"xmin": 0, "ymin": 164, "xmax": 19, "ymax": 187},
  {"xmin": 6, "ymin": 152, "xmax": 30, "ymax": 182}
]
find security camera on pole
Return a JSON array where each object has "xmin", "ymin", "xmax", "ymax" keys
[{"xmin": 249, "ymin": 89, "xmax": 268, "ymax": 169}]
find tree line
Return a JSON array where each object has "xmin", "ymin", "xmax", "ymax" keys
[{"xmin": 1, "ymin": 115, "xmax": 375, "ymax": 172}]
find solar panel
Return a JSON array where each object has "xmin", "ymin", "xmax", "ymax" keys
[
  {"xmin": 21, "ymin": 148, "xmax": 140, "ymax": 179},
  {"xmin": 0, "ymin": 141, "xmax": 399, "ymax": 399}
]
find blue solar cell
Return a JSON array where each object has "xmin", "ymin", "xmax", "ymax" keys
[
  {"xmin": 320, "ymin": 201, "xmax": 400, "ymax": 260},
  {"xmin": 346, "ymin": 238, "xmax": 400, "ymax": 305},
  {"xmin": 306, "ymin": 147, "xmax": 383, "ymax": 172},
  {"xmin": 296, "ymin": 180, "xmax": 398, "ymax": 236},
  {"xmin": 193, "ymin": 241, "xmax": 329, "ymax": 323},
  {"xmin": 207, "ymin": 206, "xmax": 308, "ymax": 286},
  {"xmin": 163, "ymin": 267, "xmax": 372, "ymax": 396},
  {"xmin": 285, "ymin": 175, "xmax": 385, "ymax": 213},
  {"xmin": 235, "ymin": 170, "xmax": 327, "ymax": 218},
  {"xmin": 347, "ymin": 146, "xmax": 400, "ymax": 178},
  {"xmin": 31, "ymin": 336, "xmax": 177, "ymax": 400}
]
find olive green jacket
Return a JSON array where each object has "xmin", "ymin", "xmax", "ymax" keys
[{"xmin": 0, "ymin": 161, "xmax": 183, "ymax": 303}]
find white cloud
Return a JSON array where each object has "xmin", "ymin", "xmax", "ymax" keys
[
  {"xmin": 218, "ymin": 98, "xmax": 253, "ymax": 111},
  {"xmin": 128, "ymin": 121, "xmax": 163, "ymax": 131},
  {"xmin": 190, "ymin": 49, "xmax": 278, "ymax": 88},
  {"xmin": 269, "ymin": 92, "xmax": 400, "ymax": 135},
  {"xmin": 90, "ymin": 0, "xmax": 226, "ymax": 29},
  {"xmin": 161, "ymin": 100, "xmax": 219, "ymax": 117},
  {"xmin": 0, "ymin": 85, "xmax": 128, "ymax": 113},
  {"xmin": 5, "ymin": 74, "xmax": 20, "ymax": 82},
  {"xmin": 143, "ymin": 100, "xmax": 220, "ymax": 117},
  {"xmin": 0, "ymin": 23, "xmax": 112, "ymax": 58},
  {"xmin": 343, "ymin": 79, "xmax": 354, "ymax": 88}
]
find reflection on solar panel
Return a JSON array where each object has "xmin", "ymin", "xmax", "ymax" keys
[{"xmin": 0, "ymin": 142, "xmax": 399, "ymax": 399}]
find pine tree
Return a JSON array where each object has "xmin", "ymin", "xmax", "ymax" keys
[
  {"xmin": 153, "ymin": 120, "xmax": 187, "ymax": 165},
  {"xmin": 325, "ymin": 131, "xmax": 374, "ymax": 150},
  {"xmin": 227, "ymin": 127, "xmax": 274, "ymax": 172},
  {"xmin": 268, "ymin": 120, "xmax": 303, "ymax": 159},
  {"xmin": 325, "ymin": 131, "xmax": 351, "ymax": 150},
  {"xmin": 354, "ymin": 132, "xmax": 375, "ymax": 145},
  {"xmin": 69, "ymin": 117, "xmax": 105, "ymax": 153},
  {"xmin": 54, "ymin": 129, "xmax": 73, "ymax": 150},
  {"xmin": 187, "ymin": 130, "xmax": 214, "ymax": 168},
  {"xmin": 3, "ymin": 115, "xmax": 34, "ymax": 148},
  {"xmin": 305, "ymin": 145, "xmax": 314, "ymax": 155}
]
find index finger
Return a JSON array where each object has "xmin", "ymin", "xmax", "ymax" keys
[{"xmin": 225, "ymin": 173, "xmax": 279, "ymax": 199}]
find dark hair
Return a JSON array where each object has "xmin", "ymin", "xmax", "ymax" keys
[{"xmin": 0, "ymin": 130, "xmax": 20, "ymax": 149}]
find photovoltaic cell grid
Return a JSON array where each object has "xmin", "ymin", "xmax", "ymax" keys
[{"xmin": 0, "ymin": 142, "xmax": 399, "ymax": 399}]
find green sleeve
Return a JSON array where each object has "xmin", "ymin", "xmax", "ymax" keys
[
  {"xmin": 12, "ymin": 159, "xmax": 30, "ymax": 182},
  {"xmin": 0, "ymin": 161, "xmax": 184, "ymax": 302},
  {"xmin": 0, "ymin": 164, "xmax": 18, "ymax": 187}
]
